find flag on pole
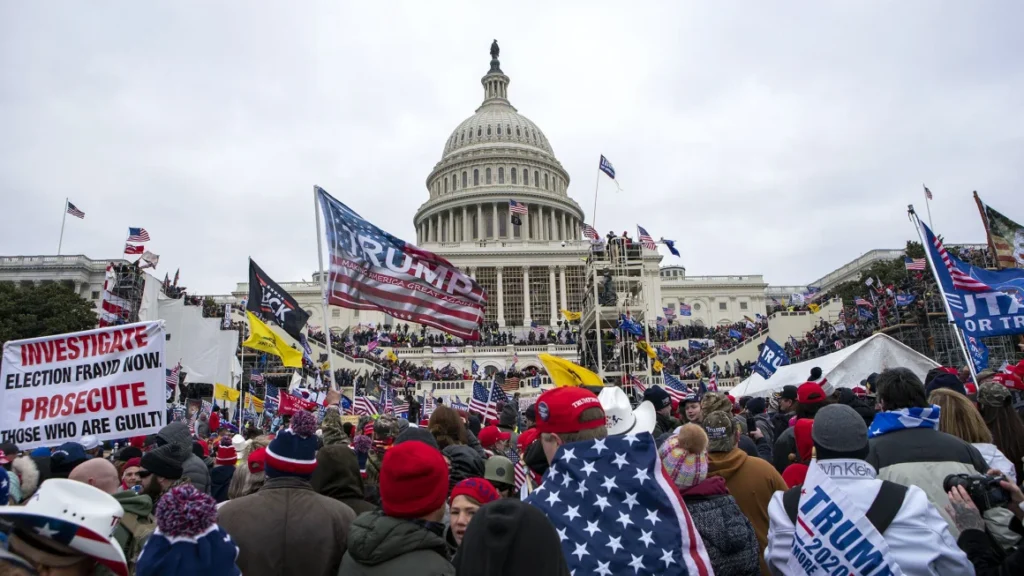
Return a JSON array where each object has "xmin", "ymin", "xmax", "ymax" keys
[
  {"xmin": 923, "ymin": 185, "xmax": 933, "ymax": 200},
  {"xmin": 469, "ymin": 381, "xmax": 498, "ymax": 421},
  {"xmin": 316, "ymin": 186, "xmax": 487, "ymax": 340},
  {"xmin": 904, "ymin": 256, "xmax": 926, "ymax": 271},
  {"xmin": 124, "ymin": 244, "xmax": 144, "ymax": 255},
  {"xmin": 974, "ymin": 192, "xmax": 1024, "ymax": 269},
  {"xmin": 509, "ymin": 200, "xmax": 528, "ymax": 214},
  {"xmin": 165, "ymin": 362, "xmax": 181, "ymax": 400},
  {"xmin": 598, "ymin": 155, "xmax": 616, "ymax": 179},
  {"xmin": 581, "ymin": 224, "xmax": 600, "ymax": 241},
  {"xmin": 243, "ymin": 311, "xmax": 303, "ymax": 367},
  {"xmin": 66, "ymin": 201, "xmax": 85, "ymax": 219},
  {"xmin": 662, "ymin": 238, "xmax": 680, "ymax": 257},
  {"xmin": 353, "ymin": 392, "xmax": 379, "ymax": 416},
  {"xmin": 637, "ymin": 225, "xmax": 657, "ymax": 251},
  {"xmin": 127, "ymin": 227, "xmax": 150, "ymax": 242}
]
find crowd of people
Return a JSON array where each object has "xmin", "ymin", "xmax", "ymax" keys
[{"xmin": 4, "ymin": 358, "xmax": 1024, "ymax": 574}]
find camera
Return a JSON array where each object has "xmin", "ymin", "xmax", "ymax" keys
[{"xmin": 943, "ymin": 474, "xmax": 1011, "ymax": 512}]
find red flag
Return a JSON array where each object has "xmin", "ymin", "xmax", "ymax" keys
[
  {"xmin": 279, "ymin": 393, "xmax": 318, "ymax": 416},
  {"xmin": 124, "ymin": 244, "xmax": 144, "ymax": 255}
]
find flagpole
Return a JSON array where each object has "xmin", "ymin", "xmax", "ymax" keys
[
  {"xmin": 591, "ymin": 167, "xmax": 601, "ymax": 232},
  {"xmin": 57, "ymin": 198, "xmax": 68, "ymax": 255},
  {"xmin": 312, "ymin": 186, "xmax": 338, "ymax": 395},
  {"xmin": 924, "ymin": 186, "xmax": 934, "ymax": 229},
  {"xmin": 908, "ymin": 206, "xmax": 976, "ymax": 382}
]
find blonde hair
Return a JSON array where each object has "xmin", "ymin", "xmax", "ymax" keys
[
  {"xmin": 929, "ymin": 388, "xmax": 992, "ymax": 444},
  {"xmin": 541, "ymin": 407, "xmax": 609, "ymax": 444}
]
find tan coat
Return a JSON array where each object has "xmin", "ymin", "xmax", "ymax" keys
[{"xmin": 219, "ymin": 476, "xmax": 356, "ymax": 576}]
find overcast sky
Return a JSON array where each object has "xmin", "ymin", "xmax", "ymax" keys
[{"xmin": 2, "ymin": 1, "xmax": 1021, "ymax": 294}]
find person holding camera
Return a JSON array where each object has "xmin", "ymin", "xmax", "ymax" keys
[{"xmin": 946, "ymin": 470, "xmax": 1024, "ymax": 574}]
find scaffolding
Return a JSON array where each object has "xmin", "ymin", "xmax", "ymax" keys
[
  {"xmin": 104, "ymin": 262, "xmax": 145, "ymax": 325},
  {"xmin": 881, "ymin": 311, "xmax": 1024, "ymax": 370},
  {"xmin": 577, "ymin": 240, "xmax": 655, "ymax": 385}
]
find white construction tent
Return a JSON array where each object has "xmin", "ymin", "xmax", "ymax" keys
[{"xmin": 730, "ymin": 333, "xmax": 940, "ymax": 398}]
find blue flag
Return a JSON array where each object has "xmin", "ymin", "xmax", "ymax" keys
[
  {"xmin": 662, "ymin": 239, "xmax": 680, "ymax": 257},
  {"xmin": 753, "ymin": 337, "xmax": 789, "ymax": 379},
  {"xmin": 895, "ymin": 294, "xmax": 916, "ymax": 307},
  {"xmin": 524, "ymin": 434, "xmax": 712, "ymax": 575},
  {"xmin": 858, "ymin": 307, "xmax": 874, "ymax": 321},
  {"xmin": 618, "ymin": 314, "xmax": 644, "ymax": 336},
  {"xmin": 688, "ymin": 340, "xmax": 705, "ymax": 351},
  {"xmin": 918, "ymin": 218, "xmax": 1024, "ymax": 339},
  {"xmin": 728, "ymin": 329, "xmax": 742, "ymax": 339},
  {"xmin": 598, "ymin": 155, "xmax": 616, "ymax": 179},
  {"xmin": 966, "ymin": 335, "xmax": 990, "ymax": 374}
]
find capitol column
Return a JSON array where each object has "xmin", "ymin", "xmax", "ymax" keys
[
  {"xmin": 448, "ymin": 210, "xmax": 454, "ymax": 242},
  {"xmin": 462, "ymin": 206, "xmax": 468, "ymax": 241},
  {"xmin": 425, "ymin": 218, "xmax": 431, "ymax": 243},
  {"xmin": 476, "ymin": 204, "xmax": 482, "ymax": 240},
  {"xmin": 522, "ymin": 204, "xmax": 530, "ymax": 241},
  {"xmin": 496, "ymin": 266, "xmax": 506, "ymax": 327},
  {"xmin": 491, "ymin": 203, "xmax": 498, "ymax": 240},
  {"xmin": 522, "ymin": 267, "xmax": 531, "ymax": 325},
  {"xmin": 548, "ymin": 266, "xmax": 558, "ymax": 325},
  {"xmin": 560, "ymin": 212, "xmax": 567, "ymax": 241},
  {"xmin": 538, "ymin": 206, "xmax": 545, "ymax": 241},
  {"xmin": 559, "ymin": 265, "xmax": 568, "ymax": 312}
]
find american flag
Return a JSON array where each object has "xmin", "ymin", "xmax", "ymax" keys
[
  {"xmin": 525, "ymin": 434, "xmax": 712, "ymax": 575},
  {"xmin": 165, "ymin": 363, "xmax": 180, "ymax": 400},
  {"xmin": 636, "ymin": 225, "xmax": 657, "ymax": 251},
  {"xmin": 127, "ymin": 227, "xmax": 150, "ymax": 242},
  {"xmin": 501, "ymin": 376, "xmax": 520, "ymax": 394},
  {"xmin": 124, "ymin": 244, "xmax": 144, "ymax": 255},
  {"xmin": 250, "ymin": 370, "xmax": 264, "ymax": 384},
  {"xmin": 662, "ymin": 374, "xmax": 688, "ymax": 402},
  {"xmin": 904, "ymin": 256, "xmax": 926, "ymax": 271},
  {"xmin": 854, "ymin": 297, "xmax": 874, "ymax": 308},
  {"xmin": 656, "ymin": 317, "xmax": 667, "ymax": 327},
  {"xmin": 353, "ymin": 393, "xmax": 379, "ymax": 416},
  {"xmin": 317, "ymin": 187, "xmax": 487, "ymax": 340},
  {"xmin": 66, "ymin": 201, "xmax": 85, "ymax": 219},
  {"xmin": 629, "ymin": 375, "xmax": 647, "ymax": 394},
  {"xmin": 923, "ymin": 221, "xmax": 991, "ymax": 292},
  {"xmin": 530, "ymin": 320, "xmax": 545, "ymax": 335},
  {"xmin": 264, "ymin": 385, "xmax": 279, "ymax": 412},
  {"xmin": 381, "ymin": 386, "xmax": 394, "ymax": 415},
  {"xmin": 513, "ymin": 459, "xmax": 527, "ymax": 491},
  {"xmin": 924, "ymin": 184, "xmax": 933, "ymax": 200},
  {"xmin": 393, "ymin": 398, "xmax": 409, "ymax": 416},
  {"xmin": 491, "ymin": 381, "xmax": 510, "ymax": 405},
  {"xmin": 509, "ymin": 199, "xmax": 529, "ymax": 214},
  {"xmin": 707, "ymin": 373, "xmax": 718, "ymax": 392},
  {"xmin": 469, "ymin": 381, "xmax": 498, "ymax": 421},
  {"xmin": 582, "ymin": 224, "xmax": 600, "ymax": 241}
]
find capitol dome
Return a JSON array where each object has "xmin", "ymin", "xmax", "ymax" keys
[{"xmin": 414, "ymin": 41, "xmax": 585, "ymax": 249}]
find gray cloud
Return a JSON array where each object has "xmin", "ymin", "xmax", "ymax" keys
[{"xmin": 2, "ymin": 1, "xmax": 1021, "ymax": 293}]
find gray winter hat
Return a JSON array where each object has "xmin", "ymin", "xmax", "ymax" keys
[{"xmin": 811, "ymin": 404, "xmax": 868, "ymax": 453}]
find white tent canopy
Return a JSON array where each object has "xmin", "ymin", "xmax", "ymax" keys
[{"xmin": 730, "ymin": 333, "xmax": 940, "ymax": 398}]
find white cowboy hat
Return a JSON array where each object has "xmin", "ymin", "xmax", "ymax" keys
[
  {"xmin": 599, "ymin": 387, "xmax": 657, "ymax": 436},
  {"xmin": 0, "ymin": 479, "xmax": 128, "ymax": 576}
]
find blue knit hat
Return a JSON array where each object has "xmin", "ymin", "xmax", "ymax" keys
[
  {"xmin": 265, "ymin": 411, "xmax": 318, "ymax": 479},
  {"xmin": 135, "ymin": 484, "xmax": 240, "ymax": 576}
]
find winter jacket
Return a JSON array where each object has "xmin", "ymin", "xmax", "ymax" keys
[
  {"xmin": 157, "ymin": 422, "xmax": 211, "ymax": 494},
  {"xmin": 112, "ymin": 490, "xmax": 155, "ymax": 572},
  {"xmin": 836, "ymin": 388, "xmax": 876, "ymax": 426},
  {"xmin": 866, "ymin": 426, "xmax": 989, "ymax": 538},
  {"xmin": 442, "ymin": 445, "xmax": 485, "ymax": 492},
  {"xmin": 451, "ymin": 498, "xmax": 571, "ymax": 576},
  {"xmin": 652, "ymin": 412, "xmax": 682, "ymax": 439},
  {"xmin": 219, "ymin": 476, "xmax": 356, "ymax": 576},
  {"xmin": 210, "ymin": 465, "xmax": 236, "ymax": 503},
  {"xmin": 957, "ymin": 514, "xmax": 1024, "ymax": 576},
  {"xmin": 974, "ymin": 443, "xmax": 1017, "ymax": 485},
  {"xmin": 321, "ymin": 406, "xmax": 352, "ymax": 447},
  {"xmin": 365, "ymin": 449, "xmax": 385, "ymax": 486},
  {"xmin": 708, "ymin": 447, "xmax": 788, "ymax": 574},
  {"xmin": 11, "ymin": 456, "xmax": 41, "ymax": 503},
  {"xmin": 750, "ymin": 412, "xmax": 776, "ymax": 447},
  {"xmin": 769, "ymin": 411, "xmax": 794, "ymax": 442},
  {"xmin": 771, "ymin": 423, "xmax": 799, "ymax": 474},
  {"xmin": 312, "ymin": 444, "xmax": 378, "ymax": 517},
  {"xmin": 766, "ymin": 458, "xmax": 972, "ymax": 575},
  {"xmin": 679, "ymin": 476, "xmax": 760, "ymax": 575},
  {"xmin": 338, "ymin": 511, "xmax": 455, "ymax": 576},
  {"xmin": 464, "ymin": 430, "xmax": 487, "ymax": 459}
]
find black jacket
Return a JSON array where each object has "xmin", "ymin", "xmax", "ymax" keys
[
  {"xmin": 312, "ymin": 444, "xmax": 378, "ymax": 516},
  {"xmin": 452, "ymin": 499, "xmax": 570, "ymax": 576},
  {"xmin": 837, "ymin": 389, "xmax": 876, "ymax": 427},
  {"xmin": 210, "ymin": 465, "xmax": 235, "ymax": 503},
  {"xmin": 957, "ymin": 516, "xmax": 1024, "ymax": 575},
  {"xmin": 652, "ymin": 412, "xmax": 682, "ymax": 438}
]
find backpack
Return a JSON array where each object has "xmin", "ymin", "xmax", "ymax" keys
[
  {"xmin": 119, "ymin": 512, "xmax": 157, "ymax": 572},
  {"xmin": 782, "ymin": 480, "xmax": 907, "ymax": 534}
]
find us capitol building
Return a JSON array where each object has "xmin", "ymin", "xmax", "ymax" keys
[{"xmin": 6, "ymin": 42, "xmax": 894, "ymax": 373}]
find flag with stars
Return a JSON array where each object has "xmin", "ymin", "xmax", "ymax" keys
[
  {"xmin": 524, "ymin": 433, "xmax": 711, "ymax": 576},
  {"xmin": 316, "ymin": 186, "xmax": 487, "ymax": 340}
]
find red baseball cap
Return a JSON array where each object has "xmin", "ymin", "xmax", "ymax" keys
[
  {"xmin": 517, "ymin": 428, "xmax": 539, "ymax": 452},
  {"xmin": 851, "ymin": 386, "xmax": 868, "ymax": 398},
  {"xmin": 477, "ymin": 425, "xmax": 511, "ymax": 449},
  {"xmin": 533, "ymin": 387, "xmax": 604, "ymax": 435},
  {"xmin": 797, "ymin": 382, "xmax": 827, "ymax": 404}
]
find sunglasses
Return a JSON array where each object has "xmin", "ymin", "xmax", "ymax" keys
[{"xmin": 137, "ymin": 469, "xmax": 153, "ymax": 478}]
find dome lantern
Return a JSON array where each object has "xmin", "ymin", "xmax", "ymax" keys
[{"xmin": 480, "ymin": 40, "xmax": 511, "ymax": 108}]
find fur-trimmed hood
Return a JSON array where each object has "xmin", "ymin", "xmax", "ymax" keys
[{"xmin": 12, "ymin": 455, "xmax": 41, "ymax": 501}]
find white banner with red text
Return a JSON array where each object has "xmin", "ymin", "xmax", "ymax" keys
[{"xmin": 1, "ymin": 321, "xmax": 167, "ymax": 450}]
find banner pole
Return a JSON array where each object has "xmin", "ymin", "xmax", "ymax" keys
[
  {"xmin": 313, "ymin": 186, "xmax": 338, "ymax": 395},
  {"xmin": 57, "ymin": 198, "xmax": 68, "ymax": 255},
  {"xmin": 909, "ymin": 207, "xmax": 975, "ymax": 376},
  {"xmin": 591, "ymin": 168, "xmax": 600, "ymax": 232}
]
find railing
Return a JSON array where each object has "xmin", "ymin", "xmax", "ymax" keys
[
  {"xmin": 306, "ymin": 338, "xmax": 386, "ymax": 371},
  {"xmin": 661, "ymin": 275, "xmax": 766, "ymax": 284},
  {"xmin": 415, "ymin": 377, "xmax": 554, "ymax": 396},
  {"xmin": 429, "ymin": 239, "xmax": 592, "ymax": 250},
  {"xmin": 682, "ymin": 328, "xmax": 768, "ymax": 373},
  {"xmin": 0, "ymin": 255, "xmax": 124, "ymax": 267},
  {"xmin": 767, "ymin": 298, "xmax": 842, "ymax": 320},
  {"xmin": 392, "ymin": 344, "xmax": 576, "ymax": 357}
]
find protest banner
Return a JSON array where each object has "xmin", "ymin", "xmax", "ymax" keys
[
  {"xmin": 1, "ymin": 322, "xmax": 167, "ymax": 450},
  {"xmin": 278, "ymin": 393, "xmax": 318, "ymax": 416}
]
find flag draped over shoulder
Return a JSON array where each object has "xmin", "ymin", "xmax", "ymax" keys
[
  {"xmin": 525, "ymin": 434, "xmax": 712, "ymax": 576},
  {"xmin": 316, "ymin": 186, "xmax": 487, "ymax": 340},
  {"xmin": 976, "ymin": 193, "xmax": 1024, "ymax": 269},
  {"xmin": 243, "ymin": 311, "xmax": 303, "ymax": 367},
  {"xmin": 247, "ymin": 258, "xmax": 310, "ymax": 341}
]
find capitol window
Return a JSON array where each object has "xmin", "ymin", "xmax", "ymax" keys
[
  {"xmin": 462, "ymin": 172, "xmax": 468, "ymax": 188},
  {"xmin": 740, "ymin": 302, "xmax": 748, "ymax": 310},
  {"xmin": 694, "ymin": 303, "xmax": 701, "ymax": 311},
  {"xmin": 719, "ymin": 302, "xmax": 727, "ymax": 311},
  {"xmin": 510, "ymin": 167, "xmax": 517, "ymax": 184},
  {"xmin": 544, "ymin": 173, "xmax": 548, "ymax": 190},
  {"xmin": 497, "ymin": 125, "xmax": 502, "ymax": 135},
  {"xmin": 485, "ymin": 168, "xmax": 491, "ymax": 184},
  {"xmin": 487, "ymin": 125, "xmax": 491, "ymax": 136},
  {"xmin": 498, "ymin": 167, "xmax": 504, "ymax": 184},
  {"xmin": 444, "ymin": 179, "xmax": 449, "ymax": 193},
  {"xmin": 523, "ymin": 168, "xmax": 529, "ymax": 185},
  {"xmin": 507, "ymin": 124, "xmax": 511, "ymax": 136},
  {"xmin": 534, "ymin": 171, "xmax": 540, "ymax": 188},
  {"xmin": 461, "ymin": 131, "xmax": 465, "ymax": 142},
  {"xmin": 477, "ymin": 127, "xmax": 481, "ymax": 137},
  {"xmin": 516, "ymin": 126, "xmax": 521, "ymax": 137},
  {"xmin": 474, "ymin": 169, "xmax": 479, "ymax": 186}
]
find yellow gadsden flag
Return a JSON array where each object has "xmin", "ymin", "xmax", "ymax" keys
[
  {"xmin": 387, "ymin": 350, "xmax": 399, "ymax": 362},
  {"xmin": 636, "ymin": 340, "xmax": 657, "ymax": 360},
  {"xmin": 807, "ymin": 303, "xmax": 821, "ymax": 314},
  {"xmin": 213, "ymin": 383, "xmax": 240, "ymax": 403},
  {"xmin": 561, "ymin": 309, "xmax": 582, "ymax": 322},
  {"xmin": 653, "ymin": 359, "xmax": 664, "ymax": 373},
  {"xmin": 538, "ymin": 353, "xmax": 604, "ymax": 388},
  {"xmin": 243, "ymin": 311, "xmax": 303, "ymax": 368}
]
